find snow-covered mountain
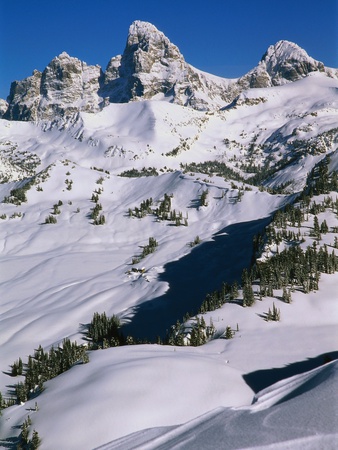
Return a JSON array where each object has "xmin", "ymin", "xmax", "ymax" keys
[
  {"xmin": 1, "ymin": 71, "xmax": 337, "ymax": 193},
  {"xmin": 0, "ymin": 20, "xmax": 338, "ymax": 450},
  {"xmin": 2, "ymin": 21, "xmax": 337, "ymax": 123},
  {"xmin": 238, "ymin": 39, "xmax": 328, "ymax": 89},
  {"xmin": 4, "ymin": 54, "xmax": 102, "ymax": 123}
]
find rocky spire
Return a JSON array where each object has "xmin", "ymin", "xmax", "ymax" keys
[
  {"xmin": 238, "ymin": 40, "xmax": 326, "ymax": 89},
  {"xmin": 4, "ymin": 53, "xmax": 103, "ymax": 122},
  {"xmin": 2, "ymin": 23, "xmax": 335, "ymax": 122},
  {"xmin": 101, "ymin": 20, "xmax": 188, "ymax": 103},
  {"xmin": 100, "ymin": 20, "xmax": 237, "ymax": 110}
]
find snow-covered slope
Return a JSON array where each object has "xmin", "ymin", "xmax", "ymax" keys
[
  {"xmin": 1, "ymin": 71, "xmax": 337, "ymax": 192},
  {"xmin": 104, "ymin": 360, "xmax": 338, "ymax": 450},
  {"xmin": 1, "ymin": 21, "xmax": 338, "ymax": 450}
]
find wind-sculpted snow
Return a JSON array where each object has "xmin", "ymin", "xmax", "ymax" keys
[
  {"xmin": 0, "ymin": 165, "xmax": 286, "ymax": 391},
  {"xmin": 97, "ymin": 361, "xmax": 338, "ymax": 450},
  {"xmin": 0, "ymin": 153, "xmax": 337, "ymax": 446}
]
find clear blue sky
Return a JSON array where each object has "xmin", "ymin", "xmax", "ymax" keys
[{"xmin": 0, "ymin": 0, "xmax": 337, "ymax": 100}]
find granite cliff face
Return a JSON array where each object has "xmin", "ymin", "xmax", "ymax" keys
[
  {"xmin": 4, "ymin": 69, "xmax": 42, "ymax": 121},
  {"xmin": 4, "ymin": 53, "xmax": 102, "ymax": 123},
  {"xmin": 101, "ymin": 21, "xmax": 188, "ymax": 102},
  {"xmin": 238, "ymin": 40, "xmax": 326, "ymax": 89},
  {"xmin": 2, "ymin": 22, "xmax": 335, "ymax": 122},
  {"xmin": 38, "ymin": 52, "xmax": 102, "ymax": 119},
  {"xmin": 0, "ymin": 99, "xmax": 8, "ymax": 118},
  {"xmin": 99, "ymin": 21, "xmax": 235, "ymax": 110}
]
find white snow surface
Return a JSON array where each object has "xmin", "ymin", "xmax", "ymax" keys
[{"xmin": 0, "ymin": 72, "xmax": 338, "ymax": 448}]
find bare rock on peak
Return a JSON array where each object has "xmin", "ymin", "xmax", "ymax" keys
[
  {"xmin": 101, "ymin": 20, "xmax": 187, "ymax": 103},
  {"xmin": 261, "ymin": 40, "xmax": 325, "ymax": 82},
  {"xmin": 3, "ymin": 22, "xmax": 336, "ymax": 123},
  {"xmin": 238, "ymin": 40, "xmax": 326, "ymax": 89},
  {"xmin": 4, "ymin": 53, "xmax": 103, "ymax": 122},
  {"xmin": 5, "ymin": 70, "xmax": 42, "ymax": 121},
  {"xmin": 0, "ymin": 98, "xmax": 9, "ymax": 118},
  {"xmin": 100, "ymin": 20, "xmax": 234, "ymax": 110}
]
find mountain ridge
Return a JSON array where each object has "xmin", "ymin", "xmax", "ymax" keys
[{"xmin": 2, "ymin": 20, "xmax": 337, "ymax": 122}]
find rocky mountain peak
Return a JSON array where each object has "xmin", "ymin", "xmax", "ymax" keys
[
  {"xmin": 262, "ymin": 40, "xmax": 312, "ymax": 64},
  {"xmin": 125, "ymin": 20, "xmax": 185, "ymax": 71},
  {"xmin": 101, "ymin": 20, "xmax": 188, "ymax": 104},
  {"xmin": 41, "ymin": 52, "xmax": 84, "ymax": 99},
  {"xmin": 260, "ymin": 40, "xmax": 325, "ymax": 81},
  {"xmin": 238, "ymin": 39, "xmax": 326, "ymax": 90},
  {"xmin": 101, "ymin": 20, "xmax": 236, "ymax": 110},
  {"xmin": 2, "ymin": 22, "xmax": 335, "ymax": 123},
  {"xmin": 126, "ymin": 20, "xmax": 171, "ymax": 50},
  {"xmin": 4, "ymin": 52, "xmax": 103, "ymax": 122}
]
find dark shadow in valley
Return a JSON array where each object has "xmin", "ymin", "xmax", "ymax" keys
[{"xmin": 122, "ymin": 216, "xmax": 271, "ymax": 341}]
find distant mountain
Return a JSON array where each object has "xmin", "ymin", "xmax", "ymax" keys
[
  {"xmin": 238, "ymin": 39, "xmax": 328, "ymax": 88},
  {"xmin": 2, "ymin": 21, "xmax": 337, "ymax": 122},
  {"xmin": 3, "ymin": 54, "xmax": 102, "ymax": 123}
]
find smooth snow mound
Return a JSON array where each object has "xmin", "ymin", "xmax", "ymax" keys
[{"xmin": 102, "ymin": 360, "xmax": 338, "ymax": 450}]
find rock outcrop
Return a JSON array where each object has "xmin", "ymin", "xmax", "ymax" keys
[
  {"xmin": 0, "ymin": 99, "xmax": 8, "ymax": 118},
  {"xmin": 238, "ymin": 40, "xmax": 326, "ymax": 89},
  {"xmin": 100, "ymin": 20, "xmax": 235, "ymax": 110},
  {"xmin": 2, "ymin": 23, "xmax": 335, "ymax": 122},
  {"xmin": 4, "ymin": 53, "xmax": 102, "ymax": 122}
]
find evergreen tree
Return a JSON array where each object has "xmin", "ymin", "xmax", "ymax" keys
[
  {"xmin": 20, "ymin": 420, "xmax": 29, "ymax": 446},
  {"xmin": 320, "ymin": 219, "xmax": 329, "ymax": 234},
  {"xmin": 334, "ymin": 237, "xmax": 338, "ymax": 249},
  {"xmin": 231, "ymin": 280, "xmax": 239, "ymax": 299},
  {"xmin": 312, "ymin": 215, "xmax": 321, "ymax": 239},
  {"xmin": 242, "ymin": 269, "xmax": 255, "ymax": 307},
  {"xmin": 200, "ymin": 189, "xmax": 209, "ymax": 207},
  {"xmin": 189, "ymin": 327, "xmax": 199, "ymax": 347},
  {"xmin": 225, "ymin": 326, "xmax": 233, "ymax": 339},
  {"xmin": 30, "ymin": 430, "xmax": 42, "ymax": 449},
  {"xmin": 266, "ymin": 303, "xmax": 281, "ymax": 321},
  {"xmin": 15, "ymin": 382, "xmax": 28, "ymax": 403},
  {"xmin": 282, "ymin": 287, "xmax": 292, "ymax": 303}
]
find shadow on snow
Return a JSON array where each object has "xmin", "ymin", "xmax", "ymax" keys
[
  {"xmin": 122, "ymin": 216, "xmax": 270, "ymax": 341},
  {"xmin": 243, "ymin": 351, "xmax": 338, "ymax": 395}
]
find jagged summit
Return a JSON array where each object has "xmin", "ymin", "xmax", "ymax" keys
[
  {"xmin": 101, "ymin": 20, "xmax": 241, "ymax": 109},
  {"xmin": 126, "ymin": 20, "xmax": 174, "ymax": 49},
  {"xmin": 262, "ymin": 40, "xmax": 313, "ymax": 64},
  {"xmin": 260, "ymin": 40, "xmax": 325, "ymax": 82},
  {"xmin": 100, "ymin": 20, "xmax": 188, "ymax": 104},
  {"xmin": 4, "ymin": 51, "xmax": 102, "ymax": 123},
  {"xmin": 238, "ymin": 39, "xmax": 326, "ymax": 89},
  {"xmin": 54, "ymin": 51, "xmax": 72, "ymax": 60},
  {"xmin": 2, "ymin": 21, "xmax": 335, "ymax": 122}
]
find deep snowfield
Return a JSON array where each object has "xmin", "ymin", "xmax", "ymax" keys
[
  {"xmin": 101, "ymin": 360, "xmax": 338, "ymax": 450},
  {"xmin": 1, "ymin": 271, "xmax": 337, "ymax": 448},
  {"xmin": 0, "ymin": 73, "xmax": 338, "ymax": 448}
]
